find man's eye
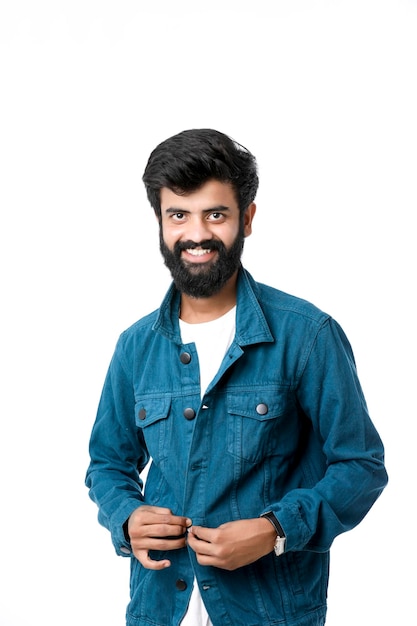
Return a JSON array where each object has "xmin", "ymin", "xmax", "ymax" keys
[{"xmin": 210, "ymin": 212, "xmax": 224, "ymax": 220}]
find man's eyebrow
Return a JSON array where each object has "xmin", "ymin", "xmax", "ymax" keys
[{"xmin": 164, "ymin": 205, "xmax": 231, "ymax": 214}]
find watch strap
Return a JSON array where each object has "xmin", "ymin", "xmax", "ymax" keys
[{"xmin": 260, "ymin": 511, "xmax": 286, "ymax": 537}]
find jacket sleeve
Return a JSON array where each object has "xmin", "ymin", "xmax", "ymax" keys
[
  {"xmin": 85, "ymin": 341, "xmax": 150, "ymax": 556},
  {"xmin": 271, "ymin": 317, "xmax": 388, "ymax": 553}
]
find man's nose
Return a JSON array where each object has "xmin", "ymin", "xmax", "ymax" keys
[{"xmin": 186, "ymin": 217, "xmax": 213, "ymax": 243}]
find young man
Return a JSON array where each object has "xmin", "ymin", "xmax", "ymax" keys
[{"xmin": 85, "ymin": 129, "xmax": 387, "ymax": 626}]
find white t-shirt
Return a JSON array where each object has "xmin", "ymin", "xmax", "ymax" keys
[{"xmin": 179, "ymin": 306, "xmax": 236, "ymax": 626}]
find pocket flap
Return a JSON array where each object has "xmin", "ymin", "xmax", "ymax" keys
[
  {"xmin": 135, "ymin": 396, "xmax": 171, "ymax": 427},
  {"xmin": 227, "ymin": 392, "xmax": 286, "ymax": 421}
]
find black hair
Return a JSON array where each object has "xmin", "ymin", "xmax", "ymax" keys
[{"xmin": 142, "ymin": 128, "xmax": 259, "ymax": 217}]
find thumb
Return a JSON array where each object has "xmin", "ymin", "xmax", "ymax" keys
[{"xmin": 136, "ymin": 548, "xmax": 171, "ymax": 570}]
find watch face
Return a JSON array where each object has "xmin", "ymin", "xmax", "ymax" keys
[{"xmin": 274, "ymin": 537, "xmax": 286, "ymax": 556}]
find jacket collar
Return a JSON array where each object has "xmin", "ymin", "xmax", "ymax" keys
[{"xmin": 152, "ymin": 267, "xmax": 274, "ymax": 347}]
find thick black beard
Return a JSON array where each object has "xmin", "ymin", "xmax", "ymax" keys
[{"xmin": 159, "ymin": 225, "xmax": 245, "ymax": 298}]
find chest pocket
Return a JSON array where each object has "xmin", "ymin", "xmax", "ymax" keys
[
  {"xmin": 135, "ymin": 396, "xmax": 171, "ymax": 463},
  {"xmin": 227, "ymin": 392, "xmax": 289, "ymax": 464}
]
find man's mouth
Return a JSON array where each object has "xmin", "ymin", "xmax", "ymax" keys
[{"xmin": 185, "ymin": 248, "xmax": 212, "ymax": 257}]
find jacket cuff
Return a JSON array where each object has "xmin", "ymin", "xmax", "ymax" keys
[
  {"xmin": 110, "ymin": 500, "xmax": 142, "ymax": 557},
  {"xmin": 260, "ymin": 511, "xmax": 286, "ymax": 537}
]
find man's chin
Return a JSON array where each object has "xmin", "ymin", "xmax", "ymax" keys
[
  {"xmin": 170, "ymin": 266, "xmax": 226, "ymax": 298},
  {"xmin": 182, "ymin": 260, "xmax": 213, "ymax": 274}
]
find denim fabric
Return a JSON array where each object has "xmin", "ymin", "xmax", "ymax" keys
[{"xmin": 86, "ymin": 268, "xmax": 387, "ymax": 626}]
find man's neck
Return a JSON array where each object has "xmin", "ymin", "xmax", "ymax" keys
[{"xmin": 179, "ymin": 272, "xmax": 238, "ymax": 324}]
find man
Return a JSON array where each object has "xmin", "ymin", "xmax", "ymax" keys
[{"xmin": 86, "ymin": 129, "xmax": 387, "ymax": 626}]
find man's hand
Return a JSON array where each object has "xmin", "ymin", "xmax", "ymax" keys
[
  {"xmin": 127, "ymin": 505, "xmax": 192, "ymax": 570},
  {"xmin": 187, "ymin": 518, "xmax": 277, "ymax": 571}
]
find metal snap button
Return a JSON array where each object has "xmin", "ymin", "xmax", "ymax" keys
[
  {"xmin": 175, "ymin": 579, "xmax": 187, "ymax": 591},
  {"xmin": 183, "ymin": 407, "xmax": 196, "ymax": 420}
]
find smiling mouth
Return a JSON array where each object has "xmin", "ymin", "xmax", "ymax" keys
[{"xmin": 185, "ymin": 248, "xmax": 212, "ymax": 257}]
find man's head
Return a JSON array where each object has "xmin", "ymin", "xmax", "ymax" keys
[
  {"xmin": 143, "ymin": 129, "xmax": 258, "ymax": 298},
  {"xmin": 142, "ymin": 128, "xmax": 259, "ymax": 219}
]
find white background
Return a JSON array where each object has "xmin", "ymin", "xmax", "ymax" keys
[{"xmin": 0, "ymin": 1, "xmax": 415, "ymax": 624}]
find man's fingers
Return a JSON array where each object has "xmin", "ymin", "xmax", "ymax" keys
[
  {"xmin": 187, "ymin": 526, "xmax": 217, "ymax": 557},
  {"xmin": 142, "ymin": 522, "xmax": 187, "ymax": 539},
  {"xmin": 136, "ymin": 548, "xmax": 171, "ymax": 570},
  {"xmin": 188, "ymin": 525, "xmax": 215, "ymax": 543},
  {"xmin": 134, "ymin": 505, "xmax": 191, "ymax": 526},
  {"xmin": 187, "ymin": 519, "xmax": 276, "ymax": 571},
  {"xmin": 128, "ymin": 506, "xmax": 192, "ymax": 542},
  {"xmin": 127, "ymin": 506, "xmax": 193, "ymax": 569},
  {"xmin": 131, "ymin": 532, "xmax": 188, "ymax": 554}
]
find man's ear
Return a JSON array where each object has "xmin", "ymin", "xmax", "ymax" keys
[{"xmin": 243, "ymin": 203, "xmax": 256, "ymax": 237}]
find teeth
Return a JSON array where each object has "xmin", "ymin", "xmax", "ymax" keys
[{"xmin": 186, "ymin": 248, "xmax": 211, "ymax": 256}]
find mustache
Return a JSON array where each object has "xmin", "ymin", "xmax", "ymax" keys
[{"xmin": 174, "ymin": 239, "xmax": 225, "ymax": 253}]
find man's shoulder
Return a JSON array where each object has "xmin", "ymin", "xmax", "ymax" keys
[
  {"xmin": 260, "ymin": 283, "xmax": 326, "ymax": 318},
  {"xmin": 247, "ymin": 273, "xmax": 329, "ymax": 325},
  {"xmin": 121, "ymin": 308, "xmax": 159, "ymax": 338}
]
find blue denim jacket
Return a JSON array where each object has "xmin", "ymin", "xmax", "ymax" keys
[{"xmin": 86, "ymin": 268, "xmax": 387, "ymax": 626}]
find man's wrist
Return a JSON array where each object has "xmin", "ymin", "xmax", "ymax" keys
[{"xmin": 260, "ymin": 511, "xmax": 285, "ymax": 537}]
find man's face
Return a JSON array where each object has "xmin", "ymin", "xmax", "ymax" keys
[{"xmin": 159, "ymin": 180, "xmax": 255, "ymax": 298}]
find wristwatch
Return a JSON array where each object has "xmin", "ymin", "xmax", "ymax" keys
[{"xmin": 260, "ymin": 511, "xmax": 286, "ymax": 556}]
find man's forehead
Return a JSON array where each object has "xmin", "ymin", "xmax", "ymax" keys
[{"xmin": 160, "ymin": 180, "xmax": 237, "ymax": 210}]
